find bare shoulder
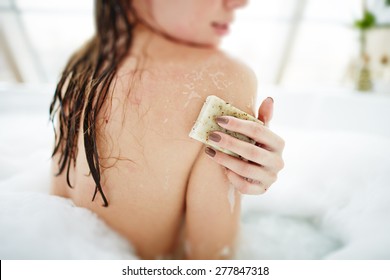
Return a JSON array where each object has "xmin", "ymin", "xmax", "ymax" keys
[
  {"xmin": 182, "ymin": 49, "xmax": 258, "ymax": 116},
  {"xmin": 182, "ymin": 50, "xmax": 254, "ymax": 258}
]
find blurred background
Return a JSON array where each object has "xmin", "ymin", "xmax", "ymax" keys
[
  {"xmin": 1, "ymin": 0, "xmax": 390, "ymax": 260},
  {"xmin": 0, "ymin": 0, "xmax": 389, "ymax": 92}
]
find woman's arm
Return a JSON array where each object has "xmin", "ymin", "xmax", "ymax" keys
[
  {"xmin": 184, "ymin": 55, "xmax": 258, "ymax": 259},
  {"xmin": 184, "ymin": 54, "xmax": 285, "ymax": 259},
  {"xmin": 184, "ymin": 97, "xmax": 285, "ymax": 259},
  {"xmin": 185, "ymin": 149, "xmax": 241, "ymax": 259}
]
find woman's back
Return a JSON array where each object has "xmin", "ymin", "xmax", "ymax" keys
[{"xmin": 51, "ymin": 27, "xmax": 257, "ymax": 259}]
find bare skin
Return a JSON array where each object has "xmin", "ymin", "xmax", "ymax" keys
[{"xmin": 51, "ymin": 25, "xmax": 258, "ymax": 259}]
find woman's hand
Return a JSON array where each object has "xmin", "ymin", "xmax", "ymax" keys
[{"xmin": 204, "ymin": 97, "xmax": 285, "ymax": 195}]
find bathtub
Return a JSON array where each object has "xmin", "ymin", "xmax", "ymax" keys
[{"xmin": 1, "ymin": 83, "xmax": 390, "ymax": 259}]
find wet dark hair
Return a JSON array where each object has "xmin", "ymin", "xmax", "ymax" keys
[{"xmin": 49, "ymin": 0, "xmax": 136, "ymax": 207}]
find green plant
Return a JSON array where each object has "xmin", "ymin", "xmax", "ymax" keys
[
  {"xmin": 354, "ymin": 0, "xmax": 390, "ymax": 30},
  {"xmin": 353, "ymin": 0, "xmax": 390, "ymax": 56},
  {"xmin": 353, "ymin": 0, "xmax": 390, "ymax": 91},
  {"xmin": 354, "ymin": 10, "xmax": 376, "ymax": 30}
]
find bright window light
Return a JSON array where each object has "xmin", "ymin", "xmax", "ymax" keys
[{"xmin": 0, "ymin": 0, "xmax": 389, "ymax": 90}]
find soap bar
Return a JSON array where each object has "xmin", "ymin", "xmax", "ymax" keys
[{"xmin": 189, "ymin": 95, "xmax": 263, "ymax": 157}]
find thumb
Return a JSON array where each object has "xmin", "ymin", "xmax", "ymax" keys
[{"xmin": 258, "ymin": 97, "xmax": 274, "ymax": 127}]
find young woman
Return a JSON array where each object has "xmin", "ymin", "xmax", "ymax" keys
[{"xmin": 50, "ymin": 0, "xmax": 285, "ymax": 259}]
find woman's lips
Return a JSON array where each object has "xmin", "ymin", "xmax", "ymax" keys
[{"xmin": 212, "ymin": 22, "xmax": 230, "ymax": 36}]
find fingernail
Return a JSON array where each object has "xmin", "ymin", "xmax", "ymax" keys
[
  {"xmin": 266, "ymin": 97, "xmax": 274, "ymax": 104},
  {"xmin": 216, "ymin": 116, "xmax": 229, "ymax": 125},
  {"xmin": 205, "ymin": 147, "xmax": 216, "ymax": 157},
  {"xmin": 208, "ymin": 132, "xmax": 221, "ymax": 143}
]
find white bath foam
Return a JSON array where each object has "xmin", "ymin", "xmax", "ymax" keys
[
  {"xmin": 237, "ymin": 128, "xmax": 390, "ymax": 259},
  {"xmin": 2, "ymin": 128, "xmax": 390, "ymax": 259},
  {"xmin": 2, "ymin": 91, "xmax": 390, "ymax": 259},
  {"xmin": 235, "ymin": 213, "xmax": 342, "ymax": 260},
  {"xmin": 321, "ymin": 176, "xmax": 390, "ymax": 259},
  {"xmin": 0, "ymin": 191, "xmax": 137, "ymax": 259}
]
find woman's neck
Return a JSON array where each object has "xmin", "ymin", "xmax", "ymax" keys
[{"xmin": 130, "ymin": 23, "xmax": 218, "ymax": 59}]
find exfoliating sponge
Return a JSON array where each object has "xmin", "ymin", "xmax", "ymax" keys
[{"xmin": 189, "ymin": 95, "xmax": 263, "ymax": 157}]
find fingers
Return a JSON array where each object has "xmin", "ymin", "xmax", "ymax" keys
[
  {"xmin": 205, "ymin": 147, "xmax": 278, "ymax": 194},
  {"xmin": 215, "ymin": 116, "xmax": 285, "ymax": 153},
  {"xmin": 207, "ymin": 131, "xmax": 284, "ymax": 171},
  {"xmin": 204, "ymin": 110, "xmax": 285, "ymax": 196},
  {"xmin": 258, "ymin": 97, "xmax": 274, "ymax": 126},
  {"xmin": 225, "ymin": 169, "xmax": 267, "ymax": 195}
]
